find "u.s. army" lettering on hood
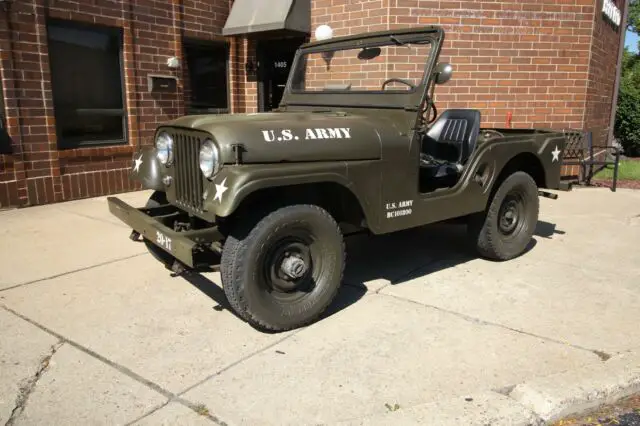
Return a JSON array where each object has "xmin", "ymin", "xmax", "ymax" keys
[{"xmin": 262, "ymin": 128, "xmax": 351, "ymax": 143}]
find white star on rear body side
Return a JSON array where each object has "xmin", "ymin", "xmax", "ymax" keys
[
  {"xmin": 133, "ymin": 154, "xmax": 143, "ymax": 172},
  {"xmin": 551, "ymin": 146, "xmax": 561, "ymax": 162},
  {"xmin": 214, "ymin": 177, "xmax": 228, "ymax": 203}
]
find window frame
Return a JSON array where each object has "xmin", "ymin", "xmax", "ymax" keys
[
  {"xmin": 46, "ymin": 18, "xmax": 128, "ymax": 150},
  {"xmin": 182, "ymin": 38, "xmax": 231, "ymax": 115}
]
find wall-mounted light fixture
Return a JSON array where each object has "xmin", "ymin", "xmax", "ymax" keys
[
  {"xmin": 166, "ymin": 56, "xmax": 180, "ymax": 69},
  {"xmin": 315, "ymin": 24, "xmax": 334, "ymax": 41},
  {"xmin": 315, "ymin": 25, "xmax": 335, "ymax": 69},
  {"xmin": 245, "ymin": 60, "xmax": 258, "ymax": 73}
]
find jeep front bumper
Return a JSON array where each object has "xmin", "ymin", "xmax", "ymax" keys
[{"xmin": 107, "ymin": 196, "xmax": 223, "ymax": 268}]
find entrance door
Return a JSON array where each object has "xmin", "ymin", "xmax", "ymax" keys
[{"xmin": 257, "ymin": 37, "xmax": 305, "ymax": 111}]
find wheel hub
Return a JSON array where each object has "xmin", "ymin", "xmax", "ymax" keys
[
  {"xmin": 280, "ymin": 255, "xmax": 308, "ymax": 279},
  {"xmin": 499, "ymin": 199, "xmax": 520, "ymax": 234},
  {"xmin": 264, "ymin": 239, "xmax": 313, "ymax": 293}
]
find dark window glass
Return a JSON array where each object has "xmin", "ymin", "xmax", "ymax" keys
[
  {"xmin": 47, "ymin": 20, "xmax": 126, "ymax": 149},
  {"xmin": 0, "ymin": 79, "xmax": 10, "ymax": 154},
  {"xmin": 184, "ymin": 41, "xmax": 229, "ymax": 114}
]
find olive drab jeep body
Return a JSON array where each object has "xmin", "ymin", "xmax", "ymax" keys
[{"xmin": 108, "ymin": 26, "xmax": 572, "ymax": 332}]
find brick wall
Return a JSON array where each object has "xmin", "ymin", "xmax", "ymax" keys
[
  {"xmin": 302, "ymin": 43, "xmax": 432, "ymax": 91},
  {"xmin": 584, "ymin": 0, "xmax": 625, "ymax": 149},
  {"xmin": 229, "ymin": 37, "xmax": 258, "ymax": 113},
  {"xmin": 0, "ymin": 0, "xmax": 257, "ymax": 208},
  {"xmin": 0, "ymin": 0, "xmax": 626, "ymax": 207},
  {"xmin": 312, "ymin": 0, "xmax": 598, "ymax": 130}
]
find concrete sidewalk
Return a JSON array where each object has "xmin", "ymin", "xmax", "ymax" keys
[{"xmin": 1, "ymin": 187, "xmax": 639, "ymax": 425}]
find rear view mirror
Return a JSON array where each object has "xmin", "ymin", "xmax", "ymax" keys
[{"xmin": 434, "ymin": 63, "xmax": 453, "ymax": 85}]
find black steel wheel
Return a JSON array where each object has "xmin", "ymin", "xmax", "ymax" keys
[
  {"xmin": 468, "ymin": 171, "xmax": 539, "ymax": 260},
  {"xmin": 220, "ymin": 204, "xmax": 345, "ymax": 332}
]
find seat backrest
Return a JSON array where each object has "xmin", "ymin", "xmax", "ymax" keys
[{"xmin": 424, "ymin": 109, "xmax": 481, "ymax": 164}]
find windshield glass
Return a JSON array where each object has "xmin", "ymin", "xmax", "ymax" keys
[{"xmin": 290, "ymin": 38, "xmax": 433, "ymax": 93}]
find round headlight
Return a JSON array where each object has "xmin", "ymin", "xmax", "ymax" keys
[
  {"xmin": 199, "ymin": 139, "xmax": 220, "ymax": 178},
  {"xmin": 155, "ymin": 132, "xmax": 173, "ymax": 165}
]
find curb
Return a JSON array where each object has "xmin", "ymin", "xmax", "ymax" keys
[
  {"xmin": 508, "ymin": 350, "xmax": 640, "ymax": 423},
  {"xmin": 336, "ymin": 391, "xmax": 542, "ymax": 426},
  {"xmin": 337, "ymin": 350, "xmax": 640, "ymax": 425}
]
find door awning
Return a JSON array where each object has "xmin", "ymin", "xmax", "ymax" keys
[{"xmin": 222, "ymin": 0, "xmax": 310, "ymax": 36}]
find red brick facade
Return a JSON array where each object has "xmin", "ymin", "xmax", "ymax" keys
[
  {"xmin": 0, "ymin": 0, "xmax": 626, "ymax": 208},
  {"xmin": 0, "ymin": 0, "xmax": 255, "ymax": 208},
  {"xmin": 312, "ymin": 0, "xmax": 626, "ymax": 177}
]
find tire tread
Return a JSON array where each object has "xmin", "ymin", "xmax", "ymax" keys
[{"xmin": 221, "ymin": 204, "xmax": 345, "ymax": 332}]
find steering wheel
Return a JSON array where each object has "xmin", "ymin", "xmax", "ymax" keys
[{"xmin": 381, "ymin": 78, "xmax": 415, "ymax": 90}]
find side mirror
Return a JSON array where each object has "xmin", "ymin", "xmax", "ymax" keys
[{"xmin": 434, "ymin": 63, "xmax": 453, "ymax": 85}]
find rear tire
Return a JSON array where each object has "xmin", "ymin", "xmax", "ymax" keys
[
  {"xmin": 468, "ymin": 171, "xmax": 539, "ymax": 261},
  {"xmin": 143, "ymin": 191, "xmax": 175, "ymax": 267},
  {"xmin": 220, "ymin": 204, "xmax": 345, "ymax": 332}
]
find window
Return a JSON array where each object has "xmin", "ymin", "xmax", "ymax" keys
[
  {"xmin": 184, "ymin": 41, "xmax": 229, "ymax": 114},
  {"xmin": 291, "ymin": 40, "xmax": 433, "ymax": 93},
  {"xmin": 47, "ymin": 19, "xmax": 126, "ymax": 149},
  {"xmin": 0, "ymin": 79, "xmax": 10, "ymax": 154}
]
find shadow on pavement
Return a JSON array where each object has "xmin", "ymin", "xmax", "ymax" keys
[
  {"xmin": 343, "ymin": 223, "xmax": 477, "ymax": 288},
  {"xmin": 175, "ymin": 219, "xmax": 562, "ymax": 327},
  {"xmin": 535, "ymin": 220, "xmax": 566, "ymax": 239},
  {"xmin": 343, "ymin": 219, "xmax": 561, "ymax": 288},
  {"xmin": 179, "ymin": 262, "xmax": 368, "ymax": 329}
]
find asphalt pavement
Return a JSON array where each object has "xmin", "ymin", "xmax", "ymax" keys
[{"xmin": 1, "ymin": 187, "xmax": 639, "ymax": 425}]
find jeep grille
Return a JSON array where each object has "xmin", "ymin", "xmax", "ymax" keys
[{"xmin": 172, "ymin": 132, "xmax": 204, "ymax": 212}]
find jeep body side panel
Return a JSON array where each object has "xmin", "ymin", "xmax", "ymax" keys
[{"xmin": 375, "ymin": 131, "xmax": 567, "ymax": 234}]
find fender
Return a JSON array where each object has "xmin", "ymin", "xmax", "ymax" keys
[
  {"xmin": 468, "ymin": 133, "xmax": 565, "ymax": 195},
  {"xmin": 204, "ymin": 162, "xmax": 372, "ymax": 225},
  {"xmin": 130, "ymin": 147, "xmax": 165, "ymax": 191}
]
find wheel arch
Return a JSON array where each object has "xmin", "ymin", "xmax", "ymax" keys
[
  {"xmin": 219, "ymin": 179, "xmax": 370, "ymax": 233},
  {"xmin": 481, "ymin": 152, "xmax": 545, "ymax": 210},
  {"xmin": 494, "ymin": 152, "xmax": 546, "ymax": 190}
]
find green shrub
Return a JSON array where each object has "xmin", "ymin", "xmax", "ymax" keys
[
  {"xmin": 614, "ymin": 48, "xmax": 640, "ymax": 157},
  {"xmin": 615, "ymin": 81, "xmax": 640, "ymax": 157}
]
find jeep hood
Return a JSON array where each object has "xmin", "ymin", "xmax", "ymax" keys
[{"xmin": 165, "ymin": 112, "xmax": 385, "ymax": 163}]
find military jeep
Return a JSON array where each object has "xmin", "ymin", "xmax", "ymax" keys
[{"xmin": 108, "ymin": 26, "xmax": 572, "ymax": 331}]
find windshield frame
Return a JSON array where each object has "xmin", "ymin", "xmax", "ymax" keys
[{"xmin": 279, "ymin": 26, "xmax": 444, "ymax": 111}]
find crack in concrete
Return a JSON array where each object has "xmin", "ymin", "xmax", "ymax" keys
[
  {"xmin": 0, "ymin": 253, "xmax": 147, "ymax": 293},
  {"xmin": 5, "ymin": 340, "xmax": 64, "ymax": 426},
  {"xmin": 0, "ymin": 305, "xmax": 286, "ymax": 426},
  {"xmin": 379, "ymin": 293, "xmax": 612, "ymax": 361}
]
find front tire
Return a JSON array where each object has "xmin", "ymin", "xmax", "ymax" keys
[
  {"xmin": 220, "ymin": 204, "xmax": 345, "ymax": 332},
  {"xmin": 468, "ymin": 171, "xmax": 539, "ymax": 261}
]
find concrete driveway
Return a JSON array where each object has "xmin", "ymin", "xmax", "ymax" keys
[{"xmin": 1, "ymin": 187, "xmax": 639, "ymax": 425}]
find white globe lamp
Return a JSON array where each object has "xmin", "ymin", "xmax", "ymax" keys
[{"xmin": 315, "ymin": 25, "xmax": 333, "ymax": 41}]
